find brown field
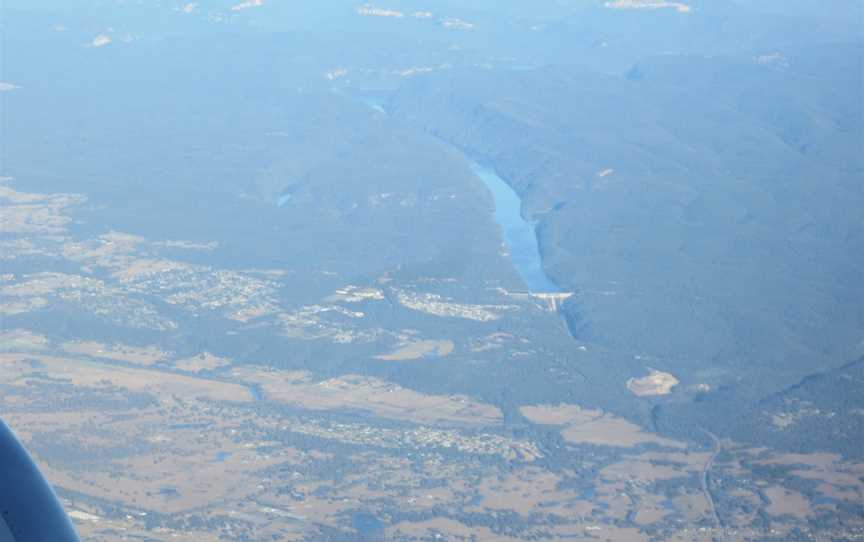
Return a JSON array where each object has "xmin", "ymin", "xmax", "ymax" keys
[
  {"xmin": 816, "ymin": 482, "xmax": 861, "ymax": 502},
  {"xmin": 753, "ymin": 451, "xmax": 841, "ymax": 468},
  {"xmin": 35, "ymin": 411, "xmax": 292, "ymax": 513},
  {"xmin": 563, "ymin": 416, "xmax": 684, "ymax": 448},
  {"xmin": 764, "ymin": 487, "xmax": 812, "ymax": 517},
  {"xmin": 595, "ymin": 450, "xmax": 717, "ymax": 526},
  {"xmin": 581, "ymin": 526, "xmax": 651, "ymax": 542},
  {"xmin": 0, "ymin": 353, "xmax": 252, "ymax": 402},
  {"xmin": 174, "ymin": 351, "xmax": 231, "ymax": 372},
  {"xmin": 746, "ymin": 450, "xmax": 864, "ymax": 503},
  {"xmin": 634, "ymin": 500, "xmax": 670, "ymax": 524},
  {"xmin": 600, "ymin": 453, "xmax": 708, "ymax": 484},
  {"xmin": 471, "ymin": 467, "xmax": 589, "ymax": 517},
  {"xmin": 73, "ymin": 516, "xmax": 223, "ymax": 542},
  {"xmin": 520, "ymin": 403, "xmax": 598, "ymax": 425},
  {"xmin": 375, "ymin": 339, "xmax": 455, "ymax": 361},
  {"xmin": 232, "ymin": 366, "xmax": 502, "ymax": 426},
  {"xmin": 61, "ymin": 340, "xmax": 169, "ymax": 366},
  {"xmin": 521, "ymin": 403, "xmax": 685, "ymax": 448},
  {"xmin": 388, "ymin": 519, "xmax": 531, "ymax": 541}
]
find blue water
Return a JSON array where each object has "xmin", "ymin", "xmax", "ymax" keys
[
  {"xmin": 277, "ymin": 194, "xmax": 291, "ymax": 207},
  {"xmin": 352, "ymin": 512, "xmax": 384, "ymax": 536},
  {"xmin": 471, "ymin": 162, "xmax": 560, "ymax": 293},
  {"xmin": 213, "ymin": 451, "xmax": 230, "ymax": 463}
]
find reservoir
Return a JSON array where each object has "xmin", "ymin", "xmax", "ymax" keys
[{"xmin": 470, "ymin": 162, "xmax": 560, "ymax": 293}]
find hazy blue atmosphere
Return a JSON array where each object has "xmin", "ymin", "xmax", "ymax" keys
[{"xmin": 1, "ymin": 1, "xmax": 862, "ymax": 540}]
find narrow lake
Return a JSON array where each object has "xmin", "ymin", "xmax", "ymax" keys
[{"xmin": 470, "ymin": 162, "xmax": 560, "ymax": 293}]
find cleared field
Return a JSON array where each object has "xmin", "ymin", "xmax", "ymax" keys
[
  {"xmin": 764, "ymin": 487, "xmax": 812, "ymax": 517},
  {"xmin": 0, "ymin": 353, "xmax": 252, "ymax": 402},
  {"xmin": 521, "ymin": 403, "xmax": 685, "ymax": 448},
  {"xmin": 33, "ymin": 409, "xmax": 291, "ymax": 513},
  {"xmin": 388, "ymin": 519, "xmax": 527, "ymax": 542},
  {"xmin": 375, "ymin": 339, "xmax": 455, "ymax": 361},
  {"xmin": 61, "ymin": 341, "xmax": 169, "ymax": 366},
  {"xmin": 626, "ymin": 369, "xmax": 679, "ymax": 396},
  {"xmin": 232, "ymin": 366, "xmax": 502, "ymax": 426},
  {"xmin": 174, "ymin": 352, "xmax": 231, "ymax": 372},
  {"xmin": 470, "ymin": 466, "xmax": 590, "ymax": 518}
]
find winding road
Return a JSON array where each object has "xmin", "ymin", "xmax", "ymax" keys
[{"xmin": 701, "ymin": 428, "xmax": 723, "ymax": 531}]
